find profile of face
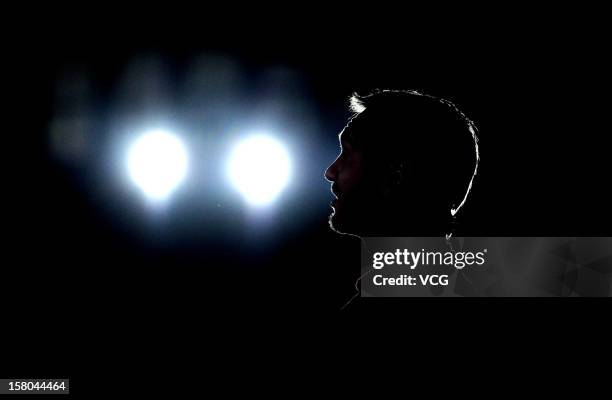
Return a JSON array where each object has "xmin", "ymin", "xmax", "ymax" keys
[
  {"xmin": 324, "ymin": 90, "xmax": 479, "ymax": 237},
  {"xmin": 324, "ymin": 115, "xmax": 373, "ymax": 235}
]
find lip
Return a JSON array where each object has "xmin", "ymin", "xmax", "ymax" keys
[{"xmin": 331, "ymin": 198, "xmax": 338, "ymax": 207}]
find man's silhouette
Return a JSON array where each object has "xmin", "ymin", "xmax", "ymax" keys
[{"xmin": 325, "ymin": 89, "xmax": 479, "ymax": 237}]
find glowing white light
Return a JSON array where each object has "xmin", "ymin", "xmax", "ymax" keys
[
  {"xmin": 227, "ymin": 135, "xmax": 291, "ymax": 206},
  {"xmin": 127, "ymin": 130, "xmax": 188, "ymax": 201}
]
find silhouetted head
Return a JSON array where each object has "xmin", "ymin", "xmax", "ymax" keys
[{"xmin": 324, "ymin": 89, "xmax": 479, "ymax": 237}]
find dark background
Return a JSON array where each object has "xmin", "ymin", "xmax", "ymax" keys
[{"xmin": 4, "ymin": 5, "xmax": 611, "ymax": 393}]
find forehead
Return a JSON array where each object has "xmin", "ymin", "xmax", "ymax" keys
[{"xmin": 339, "ymin": 115, "xmax": 364, "ymax": 145}]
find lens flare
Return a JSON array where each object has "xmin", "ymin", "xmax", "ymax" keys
[
  {"xmin": 127, "ymin": 130, "xmax": 188, "ymax": 201},
  {"xmin": 227, "ymin": 135, "xmax": 291, "ymax": 206}
]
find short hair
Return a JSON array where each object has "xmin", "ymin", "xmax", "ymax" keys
[{"xmin": 348, "ymin": 89, "xmax": 479, "ymax": 217}]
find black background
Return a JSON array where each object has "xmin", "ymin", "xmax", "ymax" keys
[{"xmin": 4, "ymin": 5, "xmax": 611, "ymax": 394}]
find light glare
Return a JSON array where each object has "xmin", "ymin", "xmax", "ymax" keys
[
  {"xmin": 127, "ymin": 130, "xmax": 188, "ymax": 201},
  {"xmin": 228, "ymin": 135, "xmax": 291, "ymax": 206}
]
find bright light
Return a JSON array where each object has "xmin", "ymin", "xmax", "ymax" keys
[
  {"xmin": 127, "ymin": 130, "xmax": 188, "ymax": 201},
  {"xmin": 227, "ymin": 135, "xmax": 291, "ymax": 206}
]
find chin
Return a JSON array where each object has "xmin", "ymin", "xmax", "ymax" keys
[
  {"xmin": 328, "ymin": 212, "xmax": 344, "ymax": 233},
  {"xmin": 328, "ymin": 211, "xmax": 360, "ymax": 236}
]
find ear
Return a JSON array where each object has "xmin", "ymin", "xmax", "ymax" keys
[{"xmin": 380, "ymin": 160, "xmax": 409, "ymax": 198}]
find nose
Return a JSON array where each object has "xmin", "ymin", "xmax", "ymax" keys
[{"xmin": 325, "ymin": 157, "xmax": 339, "ymax": 182}]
